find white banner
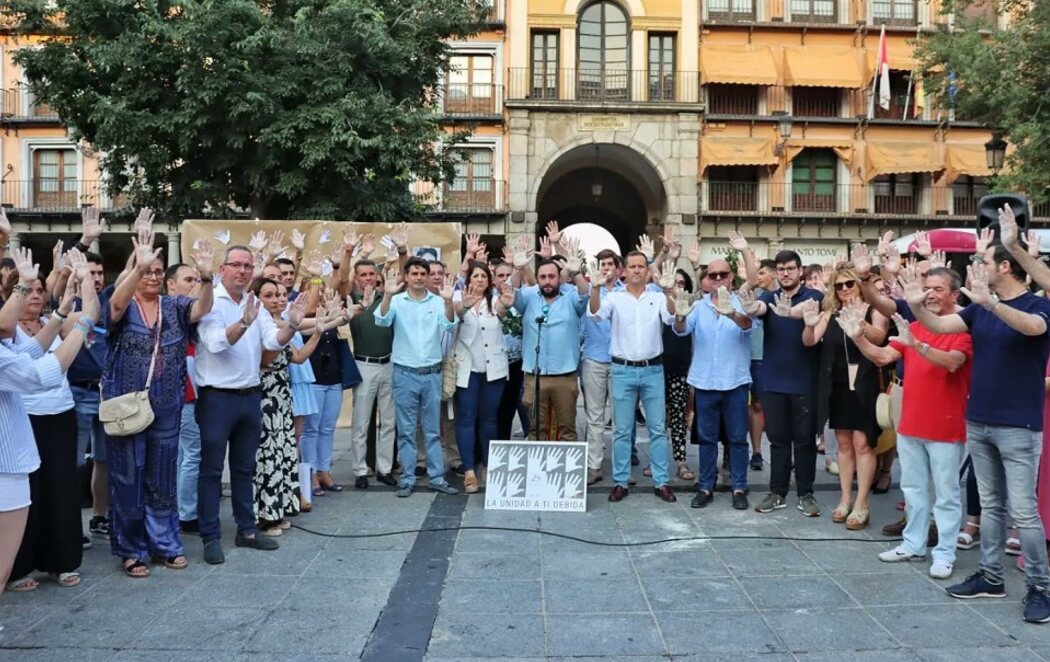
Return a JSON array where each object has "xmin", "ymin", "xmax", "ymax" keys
[{"xmin": 484, "ymin": 441, "xmax": 588, "ymax": 512}]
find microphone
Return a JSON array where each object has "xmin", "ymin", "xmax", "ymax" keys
[
  {"xmin": 536, "ymin": 303, "xmax": 550, "ymax": 325},
  {"xmin": 535, "ymin": 315, "xmax": 546, "ymax": 324}
]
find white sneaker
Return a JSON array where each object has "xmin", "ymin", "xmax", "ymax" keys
[
  {"xmin": 878, "ymin": 545, "xmax": 926, "ymax": 563},
  {"xmin": 825, "ymin": 460, "xmax": 839, "ymax": 475},
  {"xmin": 929, "ymin": 559, "xmax": 954, "ymax": 579}
]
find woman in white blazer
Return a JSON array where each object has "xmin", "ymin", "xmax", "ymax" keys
[{"xmin": 452, "ymin": 261, "xmax": 515, "ymax": 493}]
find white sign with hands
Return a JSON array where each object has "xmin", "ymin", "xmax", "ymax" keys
[{"xmin": 484, "ymin": 441, "xmax": 588, "ymax": 512}]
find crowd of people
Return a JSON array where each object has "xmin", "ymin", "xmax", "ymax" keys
[{"xmin": 1, "ymin": 207, "xmax": 1050, "ymax": 625}]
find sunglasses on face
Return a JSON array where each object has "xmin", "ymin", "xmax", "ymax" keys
[
  {"xmin": 707, "ymin": 271, "xmax": 731, "ymax": 280},
  {"xmin": 834, "ymin": 280, "xmax": 857, "ymax": 291}
]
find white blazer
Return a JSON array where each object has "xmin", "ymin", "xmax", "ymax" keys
[{"xmin": 452, "ymin": 293, "xmax": 509, "ymax": 388}]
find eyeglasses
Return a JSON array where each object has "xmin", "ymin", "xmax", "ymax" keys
[
  {"xmin": 834, "ymin": 280, "xmax": 857, "ymax": 291},
  {"xmin": 143, "ymin": 270, "xmax": 165, "ymax": 278},
  {"xmin": 707, "ymin": 271, "xmax": 731, "ymax": 280},
  {"xmin": 775, "ymin": 266, "xmax": 799, "ymax": 274},
  {"xmin": 224, "ymin": 262, "xmax": 254, "ymax": 271}
]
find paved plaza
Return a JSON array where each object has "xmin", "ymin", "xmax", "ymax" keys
[{"xmin": 3, "ymin": 428, "xmax": 1050, "ymax": 662}]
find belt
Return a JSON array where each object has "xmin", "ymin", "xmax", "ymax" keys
[
  {"xmin": 394, "ymin": 363, "xmax": 443, "ymax": 375},
  {"xmin": 71, "ymin": 380, "xmax": 100, "ymax": 390},
  {"xmin": 612, "ymin": 356, "xmax": 663, "ymax": 368},
  {"xmin": 357, "ymin": 355, "xmax": 391, "ymax": 365},
  {"xmin": 200, "ymin": 385, "xmax": 261, "ymax": 395}
]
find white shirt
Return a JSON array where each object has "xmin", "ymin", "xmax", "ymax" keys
[
  {"xmin": 0, "ymin": 339, "xmax": 64, "ymax": 474},
  {"xmin": 14, "ymin": 324, "xmax": 75, "ymax": 415},
  {"xmin": 591, "ymin": 288, "xmax": 674, "ymax": 361},
  {"xmin": 195, "ymin": 283, "xmax": 288, "ymax": 388}
]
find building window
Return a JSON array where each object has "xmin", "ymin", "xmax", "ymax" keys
[
  {"xmin": 793, "ymin": 88, "xmax": 840, "ymax": 118},
  {"xmin": 873, "ymin": 70, "xmax": 915, "ymax": 120},
  {"xmin": 530, "ymin": 31, "xmax": 559, "ymax": 99},
  {"xmin": 792, "ymin": 149, "xmax": 837, "ymax": 212},
  {"xmin": 33, "ymin": 148, "xmax": 77, "ymax": 209},
  {"xmin": 790, "ymin": 0, "xmax": 836, "ymax": 23},
  {"xmin": 873, "ymin": 173, "xmax": 919, "ymax": 214},
  {"xmin": 952, "ymin": 176, "xmax": 989, "ymax": 217},
  {"xmin": 707, "ymin": 166, "xmax": 758, "ymax": 211},
  {"xmin": 872, "ymin": 0, "xmax": 917, "ymax": 26},
  {"xmin": 706, "ymin": 83, "xmax": 758, "ymax": 115},
  {"xmin": 577, "ymin": 1, "xmax": 630, "ymax": 100},
  {"xmin": 648, "ymin": 33, "xmax": 675, "ymax": 101},
  {"xmin": 446, "ymin": 55, "xmax": 494, "ymax": 115},
  {"xmin": 707, "ymin": 0, "xmax": 755, "ymax": 22},
  {"xmin": 445, "ymin": 149, "xmax": 494, "ymax": 210}
]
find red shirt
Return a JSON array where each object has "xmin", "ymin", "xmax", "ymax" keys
[
  {"xmin": 890, "ymin": 322, "xmax": 973, "ymax": 443},
  {"xmin": 184, "ymin": 342, "xmax": 196, "ymax": 404}
]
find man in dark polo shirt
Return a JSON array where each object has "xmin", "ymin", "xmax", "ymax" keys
[
  {"xmin": 742, "ymin": 249, "xmax": 823, "ymax": 517},
  {"xmin": 349, "ymin": 259, "xmax": 397, "ymax": 487}
]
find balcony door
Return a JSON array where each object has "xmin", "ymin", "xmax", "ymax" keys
[
  {"xmin": 33, "ymin": 148, "xmax": 77, "ymax": 209},
  {"xmin": 446, "ymin": 55, "xmax": 494, "ymax": 115},
  {"xmin": 577, "ymin": 1, "xmax": 629, "ymax": 100},
  {"xmin": 444, "ymin": 149, "xmax": 494, "ymax": 210},
  {"xmin": 792, "ymin": 149, "xmax": 837, "ymax": 212}
]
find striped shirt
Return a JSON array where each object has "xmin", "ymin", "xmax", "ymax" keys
[{"xmin": 0, "ymin": 339, "xmax": 65, "ymax": 474}]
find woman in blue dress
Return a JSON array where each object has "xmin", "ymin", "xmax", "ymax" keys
[{"xmin": 102, "ymin": 228, "xmax": 214, "ymax": 578}]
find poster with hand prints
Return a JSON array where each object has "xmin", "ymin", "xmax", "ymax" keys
[{"xmin": 484, "ymin": 441, "xmax": 587, "ymax": 513}]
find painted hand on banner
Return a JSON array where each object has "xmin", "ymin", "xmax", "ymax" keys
[
  {"xmin": 564, "ymin": 448, "xmax": 583, "ymax": 473},
  {"xmin": 508, "ymin": 447, "xmax": 526, "ymax": 472},
  {"xmin": 488, "ymin": 445, "xmax": 506, "ymax": 468},
  {"xmin": 546, "ymin": 448, "xmax": 564, "ymax": 472},
  {"xmin": 563, "ymin": 474, "xmax": 583, "ymax": 499},
  {"xmin": 506, "ymin": 473, "xmax": 524, "ymax": 497},
  {"xmin": 487, "ymin": 470, "xmax": 505, "ymax": 497},
  {"xmin": 545, "ymin": 473, "xmax": 562, "ymax": 497},
  {"xmin": 528, "ymin": 447, "xmax": 546, "ymax": 473}
]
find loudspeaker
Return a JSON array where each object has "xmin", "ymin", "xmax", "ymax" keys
[{"xmin": 977, "ymin": 193, "xmax": 1030, "ymax": 233}]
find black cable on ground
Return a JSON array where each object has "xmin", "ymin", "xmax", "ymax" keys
[{"xmin": 289, "ymin": 523, "xmax": 899, "ymax": 547}]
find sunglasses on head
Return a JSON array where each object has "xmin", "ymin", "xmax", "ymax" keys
[
  {"xmin": 834, "ymin": 280, "xmax": 857, "ymax": 291},
  {"xmin": 706, "ymin": 271, "xmax": 731, "ymax": 280}
]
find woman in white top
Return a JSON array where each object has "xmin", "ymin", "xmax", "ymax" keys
[{"xmin": 452, "ymin": 261, "xmax": 515, "ymax": 493}]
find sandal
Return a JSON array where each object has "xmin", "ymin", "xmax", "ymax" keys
[
  {"xmin": 676, "ymin": 463, "xmax": 696, "ymax": 481},
  {"xmin": 311, "ymin": 486, "xmax": 326, "ymax": 497},
  {"xmin": 956, "ymin": 522, "xmax": 981, "ymax": 550},
  {"xmin": 6, "ymin": 575, "xmax": 39, "ymax": 592},
  {"xmin": 161, "ymin": 556, "xmax": 188, "ymax": 570},
  {"xmin": 321, "ymin": 482, "xmax": 344, "ymax": 493},
  {"xmin": 122, "ymin": 559, "xmax": 150, "ymax": 579},
  {"xmin": 831, "ymin": 502, "xmax": 853, "ymax": 524},
  {"xmin": 1006, "ymin": 536, "xmax": 1022, "ymax": 556},
  {"xmin": 643, "ymin": 466, "xmax": 653, "ymax": 478},
  {"xmin": 872, "ymin": 470, "xmax": 892, "ymax": 495},
  {"xmin": 845, "ymin": 507, "xmax": 870, "ymax": 531},
  {"xmin": 464, "ymin": 472, "xmax": 479, "ymax": 494},
  {"xmin": 51, "ymin": 572, "xmax": 81, "ymax": 587}
]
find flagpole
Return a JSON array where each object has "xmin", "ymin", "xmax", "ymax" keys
[
  {"xmin": 867, "ymin": 61, "xmax": 877, "ymax": 120},
  {"xmin": 902, "ymin": 74, "xmax": 913, "ymax": 121}
]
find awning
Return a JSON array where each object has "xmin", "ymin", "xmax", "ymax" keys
[
  {"xmin": 784, "ymin": 48, "xmax": 864, "ymax": 89},
  {"xmin": 700, "ymin": 44, "xmax": 778, "ymax": 85},
  {"xmin": 944, "ymin": 143, "xmax": 992, "ymax": 183},
  {"xmin": 866, "ymin": 49, "xmax": 919, "ymax": 74},
  {"xmin": 700, "ymin": 137, "xmax": 778, "ymax": 172},
  {"xmin": 863, "ymin": 142, "xmax": 943, "ymax": 181},
  {"xmin": 785, "ymin": 140, "xmax": 855, "ymax": 166}
]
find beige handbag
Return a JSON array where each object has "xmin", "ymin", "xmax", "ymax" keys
[{"xmin": 99, "ymin": 304, "xmax": 161, "ymax": 436}]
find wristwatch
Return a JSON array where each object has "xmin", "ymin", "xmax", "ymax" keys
[
  {"xmin": 238, "ymin": 319, "xmax": 251, "ymax": 330},
  {"xmin": 919, "ymin": 342, "xmax": 930, "ymax": 356}
]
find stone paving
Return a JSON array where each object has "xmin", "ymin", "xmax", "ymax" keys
[{"xmin": 3, "ymin": 428, "xmax": 1050, "ymax": 661}]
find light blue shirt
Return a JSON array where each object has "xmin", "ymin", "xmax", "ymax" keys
[
  {"xmin": 374, "ymin": 290, "xmax": 456, "ymax": 368},
  {"xmin": 675, "ymin": 293, "xmax": 752, "ymax": 391},
  {"xmin": 514, "ymin": 284, "xmax": 587, "ymax": 375},
  {"xmin": 581, "ymin": 281, "xmax": 622, "ymax": 363},
  {"xmin": 0, "ymin": 338, "xmax": 64, "ymax": 474}
]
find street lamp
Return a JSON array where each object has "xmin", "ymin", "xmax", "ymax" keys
[
  {"xmin": 773, "ymin": 111, "xmax": 793, "ymax": 157},
  {"xmin": 984, "ymin": 133, "xmax": 1007, "ymax": 176}
]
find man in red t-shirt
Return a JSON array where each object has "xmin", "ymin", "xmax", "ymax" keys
[{"xmin": 841, "ymin": 267, "xmax": 972, "ymax": 580}]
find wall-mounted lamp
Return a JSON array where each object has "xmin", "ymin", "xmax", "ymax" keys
[
  {"xmin": 773, "ymin": 111, "xmax": 793, "ymax": 157},
  {"xmin": 984, "ymin": 131, "xmax": 1007, "ymax": 176}
]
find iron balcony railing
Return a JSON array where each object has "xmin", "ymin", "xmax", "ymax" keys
[
  {"xmin": 412, "ymin": 178, "xmax": 505, "ymax": 214},
  {"xmin": 507, "ymin": 68, "xmax": 701, "ymax": 104},
  {"xmin": 0, "ymin": 89, "xmax": 60, "ymax": 121},
  {"xmin": 1, "ymin": 180, "xmax": 129, "ymax": 212},
  {"xmin": 441, "ymin": 83, "xmax": 504, "ymax": 118},
  {"xmin": 703, "ymin": 181, "xmax": 984, "ymax": 217}
]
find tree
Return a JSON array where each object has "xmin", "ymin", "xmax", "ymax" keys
[
  {"xmin": 2, "ymin": 0, "xmax": 485, "ymax": 220},
  {"xmin": 916, "ymin": 1, "xmax": 1050, "ymax": 202}
]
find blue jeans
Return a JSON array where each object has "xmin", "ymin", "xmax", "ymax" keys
[
  {"xmin": 177, "ymin": 403, "xmax": 201, "ymax": 521},
  {"xmin": 72, "ymin": 385, "xmax": 106, "ymax": 465},
  {"xmin": 968, "ymin": 421, "xmax": 1050, "ymax": 588},
  {"xmin": 302, "ymin": 383, "xmax": 342, "ymax": 472},
  {"xmin": 393, "ymin": 365, "xmax": 449, "ymax": 489},
  {"xmin": 897, "ymin": 434, "xmax": 965, "ymax": 563},
  {"xmin": 611, "ymin": 363, "xmax": 670, "ymax": 488},
  {"xmin": 455, "ymin": 374, "xmax": 506, "ymax": 471},
  {"xmin": 695, "ymin": 385, "xmax": 750, "ymax": 493},
  {"xmin": 196, "ymin": 388, "xmax": 263, "ymax": 542}
]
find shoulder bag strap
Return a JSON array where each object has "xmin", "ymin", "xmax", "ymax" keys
[{"xmin": 143, "ymin": 302, "xmax": 163, "ymax": 390}]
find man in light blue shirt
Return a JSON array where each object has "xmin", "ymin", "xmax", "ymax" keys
[
  {"xmin": 580, "ymin": 249, "xmax": 622, "ymax": 483},
  {"xmin": 513, "ymin": 258, "xmax": 587, "ymax": 441},
  {"xmin": 375, "ymin": 257, "xmax": 459, "ymax": 497},
  {"xmin": 674, "ymin": 258, "xmax": 753, "ymax": 510}
]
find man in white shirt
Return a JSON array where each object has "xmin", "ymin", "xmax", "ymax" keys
[
  {"xmin": 589, "ymin": 251, "xmax": 678, "ymax": 503},
  {"xmin": 195, "ymin": 245, "xmax": 303, "ymax": 565}
]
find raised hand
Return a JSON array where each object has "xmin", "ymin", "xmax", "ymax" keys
[
  {"xmin": 67, "ymin": 247, "xmax": 89, "ymax": 283},
  {"xmin": 391, "ymin": 222, "xmax": 410, "ymax": 249},
  {"xmin": 914, "ymin": 230, "xmax": 932, "ymax": 258},
  {"xmin": 81, "ymin": 206, "xmax": 103, "ymax": 244},
  {"xmin": 13, "ymin": 246, "xmax": 38, "ymax": 284},
  {"xmin": 998, "ymin": 204, "xmax": 1019, "ymax": 250},
  {"xmin": 1027, "ymin": 230, "xmax": 1041, "ymax": 257},
  {"xmin": 800, "ymin": 299, "xmax": 821, "ymax": 327},
  {"xmin": 51, "ymin": 239, "xmax": 66, "ymax": 273},
  {"xmin": 193, "ymin": 239, "xmax": 215, "ymax": 280},
  {"xmin": 975, "ymin": 227, "xmax": 994, "ymax": 255},
  {"xmin": 359, "ymin": 286, "xmax": 375, "ymax": 310},
  {"xmin": 714, "ymin": 286, "xmax": 735, "ymax": 316},
  {"xmin": 658, "ymin": 260, "xmax": 676, "ymax": 290},
  {"xmin": 851, "ymin": 243, "xmax": 873, "ymax": 278},
  {"xmin": 739, "ymin": 288, "xmax": 761, "ymax": 316},
  {"xmin": 240, "ymin": 291, "xmax": 261, "ymax": 326},
  {"xmin": 673, "ymin": 287, "xmax": 695, "ymax": 318},
  {"xmin": 667, "ymin": 237, "xmax": 682, "ymax": 261},
  {"xmin": 133, "ymin": 207, "xmax": 155, "ymax": 234},
  {"xmin": 343, "ymin": 227, "xmax": 361, "ymax": 251},
  {"xmin": 439, "ymin": 274, "xmax": 455, "ymax": 301},
  {"xmin": 877, "ymin": 230, "xmax": 895, "ymax": 258},
  {"xmin": 727, "ymin": 230, "xmax": 749, "ymax": 253},
  {"xmin": 465, "ymin": 233, "xmax": 481, "ymax": 256},
  {"xmin": 502, "ymin": 245, "xmax": 515, "ymax": 265},
  {"xmin": 384, "ymin": 241, "xmax": 399, "ymax": 264},
  {"xmin": 637, "ymin": 234, "xmax": 655, "ymax": 262},
  {"xmin": 460, "ymin": 283, "xmax": 483, "ymax": 310},
  {"xmin": 266, "ymin": 230, "xmax": 287, "ymax": 258},
  {"xmin": 837, "ymin": 303, "xmax": 864, "ymax": 338},
  {"xmin": 305, "ymin": 250, "xmax": 325, "ymax": 278},
  {"xmin": 384, "ymin": 266, "xmax": 403, "ymax": 294},
  {"xmin": 687, "ymin": 241, "xmax": 702, "ymax": 269},
  {"xmin": 545, "ymin": 220, "xmax": 562, "ymax": 246},
  {"xmin": 772, "ymin": 292, "xmax": 793, "ymax": 317},
  {"xmin": 888, "ymin": 313, "xmax": 914, "ymax": 347},
  {"xmin": 899, "ymin": 267, "xmax": 927, "ymax": 306},
  {"xmin": 929, "ymin": 249, "xmax": 947, "ymax": 269},
  {"xmin": 512, "ymin": 241, "xmax": 533, "ymax": 269},
  {"xmin": 961, "ymin": 262, "xmax": 995, "ymax": 308},
  {"xmin": 881, "ymin": 242, "xmax": 902, "ymax": 277},
  {"xmin": 359, "ymin": 233, "xmax": 376, "ymax": 257},
  {"xmin": 79, "ymin": 275, "xmax": 100, "ymax": 324},
  {"xmin": 564, "ymin": 237, "xmax": 583, "ymax": 273},
  {"xmin": 132, "ymin": 229, "xmax": 163, "ymax": 272},
  {"xmin": 287, "ymin": 228, "xmax": 304, "ymax": 251},
  {"xmin": 248, "ymin": 230, "xmax": 269, "ymax": 254},
  {"xmin": 498, "ymin": 282, "xmax": 516, "ymax": 308},
  {"xmin": 537, "ymin": 236, "xmax": 553, "ymax": 260},
  {"xmin": 0, "ymin": 206, "xmax": 11, "ymax": 242}
]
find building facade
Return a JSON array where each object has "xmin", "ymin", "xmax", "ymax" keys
[{"xmin": 426, "ymin": 0, "xmax": 1020, "ymax": 262}]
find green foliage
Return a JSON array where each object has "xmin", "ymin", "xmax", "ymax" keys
[
  {"xmin": 916, "ymin": 0, "xmax": 1050, "ymax": 202},
  {"xmin": 2, "ymin": 0, "xmax": 485, "ymax": 220}
]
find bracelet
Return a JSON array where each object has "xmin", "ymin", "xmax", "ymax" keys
[
  {"xmin": 52, "ymin": 310, "xmax": 68, "ymax": 321},
  {"xmin": 73, "ymin": 320, "xmax": 92, "ymax": 336},
  {"xmin": 74, "ymin": 241, "xmax": 91, "ymax": 253},
  {"xmin": 238, "ymin": 319, "xmax": 251, "ymax": 330},
  {"xmin": 12, "ymin": 284, "xmax": 30, "ymax": 296},
  {"xmin": 397, "ymin": 247, "xmax": 408, "ymax": 255}
]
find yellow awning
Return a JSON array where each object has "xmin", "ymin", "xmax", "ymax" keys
[
  {"xmin": 784, "ymin": 48, "xmax": 864, "ymax": 89},
  {"xmin": 944, "ymin": 143, "xmax": 991, "ymax": 183},
  {"xmin": 700, "ymin": 44, "xmax": 778, "ymax": 85},
  {"xmin": 785, "ymin": 140, "xmax": 855, "ymax": 166},
  {"xmin": 700, "ymin": 137, "xmax": 778, "ymax": 172},
  {"xmin": 864, "ymin": 142, "xmax": 944, "ymax": 181},
  {"xmin": 866, "ymin": 49, "xmax": 919, "ymax": 75}
]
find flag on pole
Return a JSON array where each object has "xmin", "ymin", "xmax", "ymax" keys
[{"xmin": 877, "ymin": 25, "xmax": 891, "ymax": 111}]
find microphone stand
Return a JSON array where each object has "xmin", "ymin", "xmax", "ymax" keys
[{"xmin": 532, "ymin": 314, "xmax": 545, "ymax": 439}]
